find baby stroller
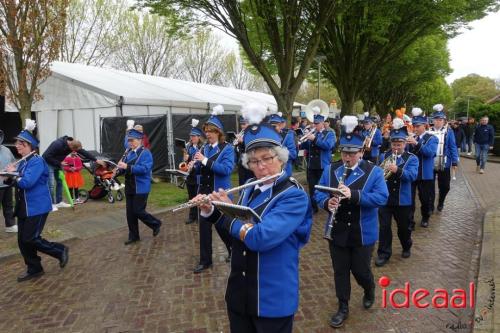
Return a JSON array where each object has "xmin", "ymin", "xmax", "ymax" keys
[{"xmin": 85, "ymin": 160, "xmax": 125, "ymax": 203}]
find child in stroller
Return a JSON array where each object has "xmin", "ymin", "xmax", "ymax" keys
[{"xmin": 86, "ymin": 160, "xmax": 125, "ymax": 203}]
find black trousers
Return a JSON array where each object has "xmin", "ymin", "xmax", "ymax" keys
[
  {"xmin": 377, "ymin": 206, "xmax": 412, "ymax": 259},
  {"xmin": 18, "ymin": 213, "xmax": 65, "ymax": 274},
  {"xmin": 125, "ymin": 193, "xmax": 162, "ymax": 241},
  {"xmin": 199, "ymin": 212, "xmax": 232, "ymax": 266},
  {"xmin": 0, "ymin": 187, "xmax": 15, "ymax": 227},
  {"xmin": 329, "ymin": 243, "xmax": 375, "ymax": 304},
  {"xmin": 430, "ymin": 168, "xmax": 451, "ymax": 210},
  {"xmin": 227, "ymin": 308, "xmax": 294, "ymax": 333},
  {"xmin": 307, "ymin": 168, "xmax": 323, "ymax": 212},
  {"xmin": 410, "ymin": 180, "xmax": 434, "ymax": 225},
  {"xmin": 186, "ymin": 182, "xmax": 198, "ymax": 221}
]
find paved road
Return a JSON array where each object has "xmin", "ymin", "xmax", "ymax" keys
[{"xmin": 0, "ymin": 161, "xmax": 484, "ymax": 332}]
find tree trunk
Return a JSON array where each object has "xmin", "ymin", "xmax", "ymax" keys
[{"xmin": 18, "ymin": 92, "xmax": 33, "ymax": 127}]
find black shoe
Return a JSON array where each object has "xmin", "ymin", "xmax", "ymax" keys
[
  {"xmin": 193, "ymin": 264, "xmax": 212, "ymax": 274},
  {"xmin": 375, "ymin": 256, "xmax": 389, "ymax": 267},
  {"xmin": 363, "ymin": 288, "xmax": 375, "ymax": 309},
  {"xmin": 420, "ymin": 220, "xmax": 429, "ymax": 228},
  {"xmin": 329, "ymin": 302, "xmax": 349, "ymax": 328},
  {"xmin": 17, "ymin": 270, "xmax": 44, "ymax": 282},
  {"xmin": 59, "ymin": 246, "xmax": 69, "ymax": 268},
  {"xmin": 437, "ymin": 204, "xmax": 444, "ymax": 212},
  {"xmin": 402, "ymin": 250, "xmax": 411, "ymax": 258},
  {"xmin": 124, "ymin": 239, "xmax": 140, "ymax": 245},
  {"xmin": 153, "ymin": 225, "xmax": 161, "ymax": 237}
]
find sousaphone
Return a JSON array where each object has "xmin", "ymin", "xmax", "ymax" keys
[{"xmin": 304, "ymin": 99, "xmax": 329, "ymax": 122}]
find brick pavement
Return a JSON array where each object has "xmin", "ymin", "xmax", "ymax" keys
[{"xmin": 0, "ymin": 165, "xmax": 484, "ymax": 333}]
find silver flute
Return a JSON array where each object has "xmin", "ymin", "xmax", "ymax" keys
[
  {"xmin": 171, "ymin": 173, "xmax": 282, "ymax": 212},
  {"xmin": 317, "ymin": 163, "xmax": 349, "ymax": 240},
  {"xmin": 1, "ymin": 150, "xmax": 36, "ymax": 172}
]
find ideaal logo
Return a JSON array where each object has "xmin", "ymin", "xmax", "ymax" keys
[{"xmin": 378, "ymin": 276, "xmax": 475, "ymax": 309}]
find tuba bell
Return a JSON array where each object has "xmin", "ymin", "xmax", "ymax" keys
[{"xmin": 304, "ymin": 99, "xmax": 330, "ymax": 123}]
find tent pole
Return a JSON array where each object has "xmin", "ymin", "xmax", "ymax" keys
[{"xmin": 166, "ymin": 107, "xmax": 176, "ymax": 184}]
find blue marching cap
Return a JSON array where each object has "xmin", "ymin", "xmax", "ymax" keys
[
  {"xmin": 431, "ymin": 111, "xmax": 446, "ymax": 119},
  {"xmin": 127, "ymin": 128, "xmax": 144, "ymax": 140},
  {"xmin": 15, "ymin": 130, "xmax": 39, "ymax": 148},
  {"xmin": 412, "ymin": 115, "xmax": 428, "ymax": 125},
  {"xmin": 190, "ymin": 127, "xmax": 203, "ymax": 136},
  {"xmin": 390, "ymin": 127, "xmax": 409, "ymax": 141},
  {"xmin": 339, "ymin": 116, "xmax": 363, "ymax": 152},
  {"xmin": 15, "ymin": 119, "xmax": 39, "ymax": 148},
  {"xmin": 206, "ymin": 104, "xmax": 225, "ymax": 131},
  {"xmin": 268, "ymin": 113, "xmax": 284, "ymax": 124},
  {"xmin": 244, "ymin": 123, "xmax": 282, "ymax": 152},
  {"xmin": 313, "ymin": 114, "xmax": 326, "ymax": 124}
]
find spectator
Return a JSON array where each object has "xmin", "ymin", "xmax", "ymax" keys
[
  {"xmin": 451, "ymin": 121, "xmax": 465, "ymax": 151},
  {"xmin": 63, "ymin": 151, "xmax": 85, "ymax": 203},
  {"xmin": 42, "ymin": 136, "xmax": 104, "ymax": 210},
  {"xmin": 0, "ymin": 130, "xmax": 17, "ymax": 232},
  {"xmin": 473, "ymin": 116, "xmax": 495, "ymax": 174},
  {"xmin": 464, "ymin": 118, "xmax": 475, "ymax": 155}
]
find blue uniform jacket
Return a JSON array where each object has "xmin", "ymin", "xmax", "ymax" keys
[
  {"xmin": 207, "ymin": 172, "xmax": 312, "ymax": 317},
  {"xmin": 123, "ymin": 147, "xmax": 153, "ymax": 194},
  {"xmin": 197, "ymin": 143, "xmax": 234, "ymax": 193},
  {"xmin": 409, "ymin": 133, "xmax": 438, "ymax": 180},
  {"xmin": 362, "ymin": 128, "xmax": 383, "ymax": 158},
  {"xmin": 432, "ymin": 127, "xmax": 459, "ymax": 169},
  {"xmin": 14, "ymin": 154, "xmax": 52, "ymax": 217},
  {"xmin": 300, "ymin": 130, "xmax": 335, "ymax": 170},
  {"xmin": 313, "ymin": 160, "xmax": 388, "ymax": 246},
  {"xmin": 282, "ymin": 130, "xmax": 297, "ymax": 176},
  {"xmin": 379, "ymin": 151, "xmax": 419, "ymax": 206}
]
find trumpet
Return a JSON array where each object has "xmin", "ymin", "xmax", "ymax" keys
[
  {"xmin": 298, "ymin": 127, "xmax": 316, "ymax": 143},
  {"xmin": 233, "ymin": 130, "xmax": 245, "ymax": 146},
  {"xmin": 381, "ymin": 151, "xmax": 398, "ymax": 179},
  {"xmin": 171, "ymin": 173, "xmax": 281, "ymax": 212}
]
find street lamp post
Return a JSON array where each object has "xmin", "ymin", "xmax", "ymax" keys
[
  {"xmin": 315, "ymin": 54, "xmax": 326, "ymax": 99},
  {"xmin": 466, "ymin": 96, "xmax": 470, "ymax": 120}
]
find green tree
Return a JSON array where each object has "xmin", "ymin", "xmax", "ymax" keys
[
  {"xmin": 0, "ymin": 0, "xmax": 68, "ymax": 125},
  {"xmin": 137, "ymin": 0, "xmax": 336, "ymax": 119},
  {"xmin": 321, "ymin": 0, "xmax": 498, "ymax": 115},
  {"xmin": 451, "ymin": 74, "xmax": 499, "ymax": 102}
]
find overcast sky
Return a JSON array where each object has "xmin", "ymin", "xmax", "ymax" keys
[{"xmin": 446, "ymin": 10, "xmax": 500, "ymax": 83}]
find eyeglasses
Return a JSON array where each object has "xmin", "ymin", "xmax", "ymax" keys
[{"xmin": 248, "ymin": 155, "xmax": 277, "ymax": 168}]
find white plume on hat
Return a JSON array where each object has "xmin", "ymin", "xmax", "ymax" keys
[
  {"xmin": 341, "ymin": 116, "xmax": 358, "ymax": 134},
  {"xmin": 392, "ymin": 118, "xmax": 405, "ymax": 130},
  {"xmin": 25, "ymin": 119, "xmax": 36, "ymax": 132},
  {"xmin": 364, "ymin": 111, "xmax": 370, "ymax": 118},
  {"xmin": 242, "ymin": 102, "xmax": 267, "ymax": 125},
  {"xmin": 277, "ymin": 112, "xmax": 283, "ymax": 118},
  {"xmin": 126, "ymin": 119, "xmax": 135, "ymax": 130},
  {"xmin": 411, "ymin": 107, "xmax": 423, "ymax": 117},
  {"xmin": 191, "ymin": 119, "xmax": 199, "ymax": 128},
  {"xmin": 312, "ymin": 106, "xmax": 321, "ymax": 115},
  {"xmin": 433, "ymin": 104, "xmax": 444, "ymax": 112},
  {"xmin": 212, "ymin": 104, "xmax": 224, "ymax": 115}
]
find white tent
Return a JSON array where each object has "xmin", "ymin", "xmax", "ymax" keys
[{"xmin": 7, "ymin": 61, "xmax": 301, "ymax": 153}]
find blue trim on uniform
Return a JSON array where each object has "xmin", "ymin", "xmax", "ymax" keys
[
  {"xmin": 125, "ymin": 148, "xmax": 153, "ymax": 194},
  {"xmin": 300, "ymin": 130, "xmax": 335, "ymax": 169},
  {"xmin": 282, "ymin": 130, "xmax": 297, "ymax": 176}
]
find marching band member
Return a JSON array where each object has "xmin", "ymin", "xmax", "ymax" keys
[
  {"xmin": 314, "ymin": 116, "xmax": 388, "ymax": 328},
  {"xmin": 193, "ymin": 104, "xmax": 234, "ymax": 273},
  {"xmin": 184, "ymin": 119, "xmax": 204, "ymax": 224},
  {"xmin": 268, "ymin": 111, "xmax": 297, "ymax": 176},
  {"xmin": 407, "ymin": 108, "xmax": 438, "ymax": 228},
  {"xmin": 118, "ymin": 128, "xmax": 162, "ymax": 245},
  {"xmin": 4, "ymin": 120, "xmax": 69, "ymax": 282},
  {"xmin": 300, "ymin": 107, "xmax": 335, "ymax": 214},
  {"xmin": 429, "ymin": 104, "xmax": 458, "ymax": 212},
  {"xmin": 195, "ymin": 102, "xmax": 312, "ymax": 332},
  {"xmin": 236, "ymin": 115, "xmax": 254, "ymax": 185},
  {"xmin": 361, "ymin": 112, "xmax": 382, "ymax": 164},
  {"xmin": 375, "ymin": 118, "xmax": 419, "ymax": 267}
]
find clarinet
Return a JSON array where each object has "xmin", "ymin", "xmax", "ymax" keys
[{"xmin": 323, "ymin": 163, "xmax": 349, "ymax": 240}]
